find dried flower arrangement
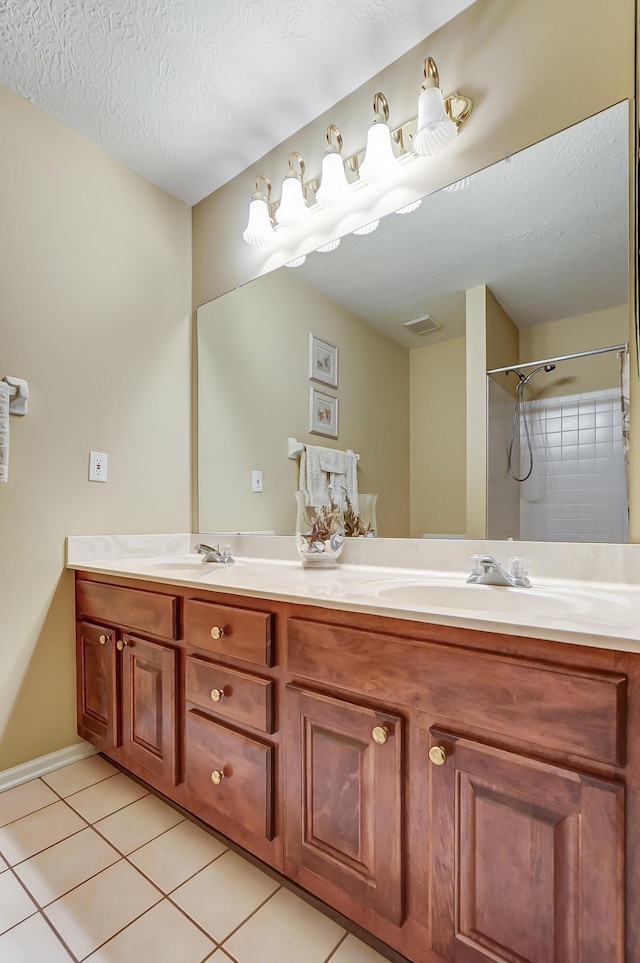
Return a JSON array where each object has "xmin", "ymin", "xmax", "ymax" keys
[
  {"xmin": 299, "ymin": 498, "xmax": 344, "ymax": 553},
  {"xmin": 343, "ymin": 492, "xmax": 372, "ymax": 537}
]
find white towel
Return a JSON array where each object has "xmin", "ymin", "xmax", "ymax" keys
[
  {"xmin": 0, "ymin": 383, "xmax": 8, "ymax": 484},
  {"xmin": 300, "ymin": 445, "xmax": 359, "ymax": 513}
]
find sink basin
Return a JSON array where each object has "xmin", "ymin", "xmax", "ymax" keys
[
  {"xmin": 377, "ymin": 581, "xmax": 591, "ymax": 616},
  {"xmin": 107, "ymin": 555, "xmax": 244, "ymax": 573}
]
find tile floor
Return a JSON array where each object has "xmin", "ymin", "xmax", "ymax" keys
[{"xmin": 0, "ymin": 755, "xmax": 393, "ymax": 963}]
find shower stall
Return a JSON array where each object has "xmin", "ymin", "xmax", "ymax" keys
[{"xmin": 487, "ymin": 344, "xmax": 629, "ymax": 542}]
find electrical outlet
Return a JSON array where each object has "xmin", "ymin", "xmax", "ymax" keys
[
  {"xmin": 252, "ymin": 470, "xmax": 263, "ymax": 493},
  {"xmin": 89, "ymin": 451, "xmax": 108, "ymax": 483}
]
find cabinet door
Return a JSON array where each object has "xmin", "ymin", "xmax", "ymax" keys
[
  {"xmin": 429, "ymin": 730, "xmax": 625, "ymax": 963},
  {"xmin": 121, "ymin": 634, "xmax": 178, "ymax": 786},
  {"xmin": 76, "ymin": 621, "xmax": 119, "ymax": 751},
  {"xmin": 285, "ymin": 685, "xmax": 403, "ymax": 925}
]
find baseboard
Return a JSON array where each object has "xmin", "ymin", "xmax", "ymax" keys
[{"xmin": 0, "ymin": 742, "xmax": 98, "ymax": 792}]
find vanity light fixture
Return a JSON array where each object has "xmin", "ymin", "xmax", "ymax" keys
[
  {"xmin": 242, "ymin": 175, "xmax": 276, "ymax": 246},
  {"xmin": 359, "ymin": 92, "xmax": 401, "ymax": 185},
  {"xmin": 413, "ymin": 58, "xmax": 473, "ymax": 157},
  {"xmin": 276, "ymin": 152, "xmax": 311, "ymax": 227},
  {"xmin": 316, "ymin": 125, "xmax": 352, "ymax": 208}
]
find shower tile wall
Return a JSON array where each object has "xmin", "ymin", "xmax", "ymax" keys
[
  {"xmin": 519, "ymin": 388, "xmax": 628, "ymax": 542},
  {"xmin": 487, "ymin": 379, "xmax": 520, "ymax": 539}
]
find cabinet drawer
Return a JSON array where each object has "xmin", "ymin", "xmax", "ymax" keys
[
  {"xmin": 76, "ymin": 581, "xmax": 178, "ymax": 640},
  {"xmin": 288, "ymin": 619, "xmax": 627, "ymax": 766},
  {"xmin": 185, "ymin": 599, "xmax": 273, "ymax": 666},
  {"xmin": 185, "ymin": 709, "xmax": 275, "ymax": 840},
  {"xmin": 186, "ymin": 656, "xmax": 275, "ymax": 733}
]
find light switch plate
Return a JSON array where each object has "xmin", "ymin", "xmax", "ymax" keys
[
  {"xmin": 252, "ymin": 470, "xmax": 263, "ymax": 493},
  {"xmin": 89, "ymin": 451, "xmax": 108, "ymax": 482}
]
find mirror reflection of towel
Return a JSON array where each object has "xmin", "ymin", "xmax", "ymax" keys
[{"xmin": 299, "ymin": 444, "xmax": 359, "ymax": 513}]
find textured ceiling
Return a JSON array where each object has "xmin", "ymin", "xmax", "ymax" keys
[
  {"xmin": 293, "ymin": 102, "xmax": 629, "ymax": 348},
  {"xmin": 0, "ymin": 0, "xmax": 475, "ymax": 205}
]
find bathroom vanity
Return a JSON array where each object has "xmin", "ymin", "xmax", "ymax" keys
[{"xmin": 69, "ymin": 538, "xmax": 637, "ymax": 963}]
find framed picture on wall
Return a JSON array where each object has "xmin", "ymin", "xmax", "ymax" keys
[
  {"xmin": 309, "ymin": 334, "xmax": 338, "ymax": 388},
  {"xmin": 309, "ymin": 386, "xmax": 338, "ymax": 438}
]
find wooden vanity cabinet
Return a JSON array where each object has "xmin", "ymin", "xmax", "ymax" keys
[{"xmin": 76, "ymin": 574, "xmax": 634, "ymax": 963}]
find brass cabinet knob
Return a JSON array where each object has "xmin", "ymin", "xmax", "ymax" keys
[
  {"xmin": 429, "ymin": 745, "xmax": 447, "ymax": 766},
  {"xmin": 372, "ymin": 725, "xmax": 389, "ymax": 745},
  {"xmin": 116, "ymin": 639, "xmax": 128, "ymax": 651},
  {"xmin": 210, "ymin": 626, "xmax": 224, "ymax": 640},
  {"xmin": 210, "ymin": 688, "xmax": 225, "ymax": 703},
  {"xmin": 99, "ymin": 634, "xmax": 108, "ymax": 645},
  {"xmin": 210, "ymin": 770, "xmax": 225, "ymax": 785}
]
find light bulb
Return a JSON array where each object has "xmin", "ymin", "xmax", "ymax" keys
[
  {"xmin": 276, "ymin": 175, "xmax": 310, "ymax": 228},
  {"xmin": 359, "ymin": 121, "xmax": 400, "ymax": 185}
]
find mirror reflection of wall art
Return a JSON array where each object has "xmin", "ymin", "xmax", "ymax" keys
[
  {"xmin": 309, "ymin": 386, "xmax": 338, "ymax": 438},
  {"xmin": 309, "ymin": 334, "xmax": 338, "ymax": 388}
]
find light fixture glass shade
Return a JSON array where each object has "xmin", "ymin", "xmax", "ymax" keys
[
  {"xmin": 317, "ymin": 151, "xmax": 352, "ymax": 208},
  {"xmin": 316, "ymin": 238, "xmax": 341, "ymax": 253},
  {"xmin": 395, "ymin": 199, "xmax": 422, "ymax": 215},
  {"xmin": 242, "ymin": 196, "xmax": 275, "ymax": 245},
  {"xmin": 359, "ymin": 122, "xmax": 400, "ymax": 185},
  {"xmin": 353, "ymin": 220, "xmax": 380, "ymax": 236},
  {"xmin": 413, "ymin": 86, "xmax": 458, "ymax": 156},
  {"xmin": 276, "ymin": 175, "xmax": 310, "ymax": 227},
  {"xmin": 285, "ymin": 255, "xmax": 307, "ymax": 267}
]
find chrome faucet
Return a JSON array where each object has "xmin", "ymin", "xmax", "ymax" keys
[
  {"xmin": 195, "ymin": 543, "xmax": 234, "ymax": 564},
  {"xmin": 467, "ymin": 554, "xmax": 530, "ymax": 588}
]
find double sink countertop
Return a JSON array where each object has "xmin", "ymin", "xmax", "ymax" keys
[{"xmin": 66, "ymin": 533, "xmax": 640, "ymax": 654}]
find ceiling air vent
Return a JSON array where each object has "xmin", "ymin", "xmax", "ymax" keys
[{"xmin": 402, "ymin": 314, "xmax": 442, "ymax": 335}]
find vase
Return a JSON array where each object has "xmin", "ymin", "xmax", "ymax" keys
[{"xmin": 294, "ymin": 492, "xmax": 345, "ymax": 569}]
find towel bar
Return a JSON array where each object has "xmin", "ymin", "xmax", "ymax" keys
[{"xmin": 287, "ymin": 436, "xmax": 359, "ymax": 461}]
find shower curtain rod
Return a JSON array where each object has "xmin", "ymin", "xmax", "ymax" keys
[{"xmin": 486, "ymin": 342, "xmax": 628, "ymax": 376}]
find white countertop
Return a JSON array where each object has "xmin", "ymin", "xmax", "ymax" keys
[{"xmin": 66, "ymin": 533, "xmax": 640, "ymax": 654}]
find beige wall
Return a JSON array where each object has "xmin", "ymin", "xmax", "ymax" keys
[
  {"xmin": 192, "ymin": 0, "xmax": 634, "ymax": 307},
  {"xmin": 198, "ymin": 270, "xmax": 409, "ymax": 537},
  {"xmin": 409, "ymin": 337, "xmax": 466, "ymax": 537},
  {"xmin": 519, "ymin": 305, "xmax": 629, "ymax": 399},
  {"xmin": 0, "ymin": 85, "xmax": 192, "ymax": 770}
]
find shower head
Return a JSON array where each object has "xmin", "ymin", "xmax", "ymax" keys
[
  {"xmin": 521, "ymin": 363, "xmax": 556, "ymax": 385},
  {"xmin": 544, "ymin": 364, "xmax": 556, "ymax": 373}
]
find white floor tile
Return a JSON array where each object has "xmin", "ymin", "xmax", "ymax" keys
[
  {"xmin": 0, "ymin": 872, "xmax": 37, "ymax": 934},
  {"xmin": 95, "ymin": 793, "xmax": 184, "ymax": 855},
  {"xmin": 128, "ymin": 819, "xmax": 227, "ymax": 893},
  {"xmin": 0, "ymin": 802, "xmax": 85, "ymax": 865},
  {"xmin": 172, "ymin": 849, "xmax": 279, "ymax": 941},
  {"xmin": 330, "ymin": 933, "xmax": 392, "ymax": 963},
  {"xmin": 0, "ymin": 913, "xmax": 73, "ymax": 962},
  {"xmin": 0, "ymin": 780, "xmax": 59, "ymax": 828},
  {"xmin": 65, "ymin": 773, "xmax": 148, "ymax": 823},
  {"xmin": 43, "ymin": 860, "xmax": 161, "ymax": 960},
  {"xmin": 42, "ymin": 755, "xmax": 118, "ymax": 797},
  {"xmin": 223, "ymin": 887, "xmax": 345, "ymax": 963},
  {"xmin": 14, "ymin": 827, "xmax": 120, "ymax": 906},
  {"xmin": 85, "ymin": 898, "xmax": 216, "ymax": 962}
]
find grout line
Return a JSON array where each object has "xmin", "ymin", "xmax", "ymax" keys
[
  {"xmin": 324, "ymin": 932, "xmax": 349, "ymax": 961},
  {"xmin": 1, "ymin": 860, "xmax": 80, "ymax": 962},
  {"xmin": 216, "ymin": 885, "xmax": 283, "ymax": 950}
]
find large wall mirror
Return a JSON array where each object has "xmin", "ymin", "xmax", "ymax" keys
[{"xmin": 198, "ymin": 101, "xmax": 631, "ymax": 542}]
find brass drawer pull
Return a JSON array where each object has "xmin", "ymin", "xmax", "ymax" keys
[
  {"xmin": 210, "ymin": 688, "xmax": 225, "ymax": 703},
  {"xmin": 210, "ymin": 626, "xmax": 224, "ymax": 640},
  {"xmin": 372, "ymin": 725, "xmax": 389, "ymax": 745},
  {"xmin": 429, "ymin": 745, "xmax": 447, "ymax": 766},
  {"xmin": 210, "ymin": 769, "xmax": 225, "ymax": 785},
  {"xmin": 116, "ymin": 639, "xmax": 128, "ymax": 651},
  {"xmin": 99, "ymin": 634, "xmax": 108, "ymax": 645}
]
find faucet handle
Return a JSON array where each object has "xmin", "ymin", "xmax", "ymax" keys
[
  {"xmin": 509, "ymin": 555, "xmax": 530, "ymax": 579},
  {"xmin": 469, "ymin": 554, "xmax": 484, "ymax": 576}
]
